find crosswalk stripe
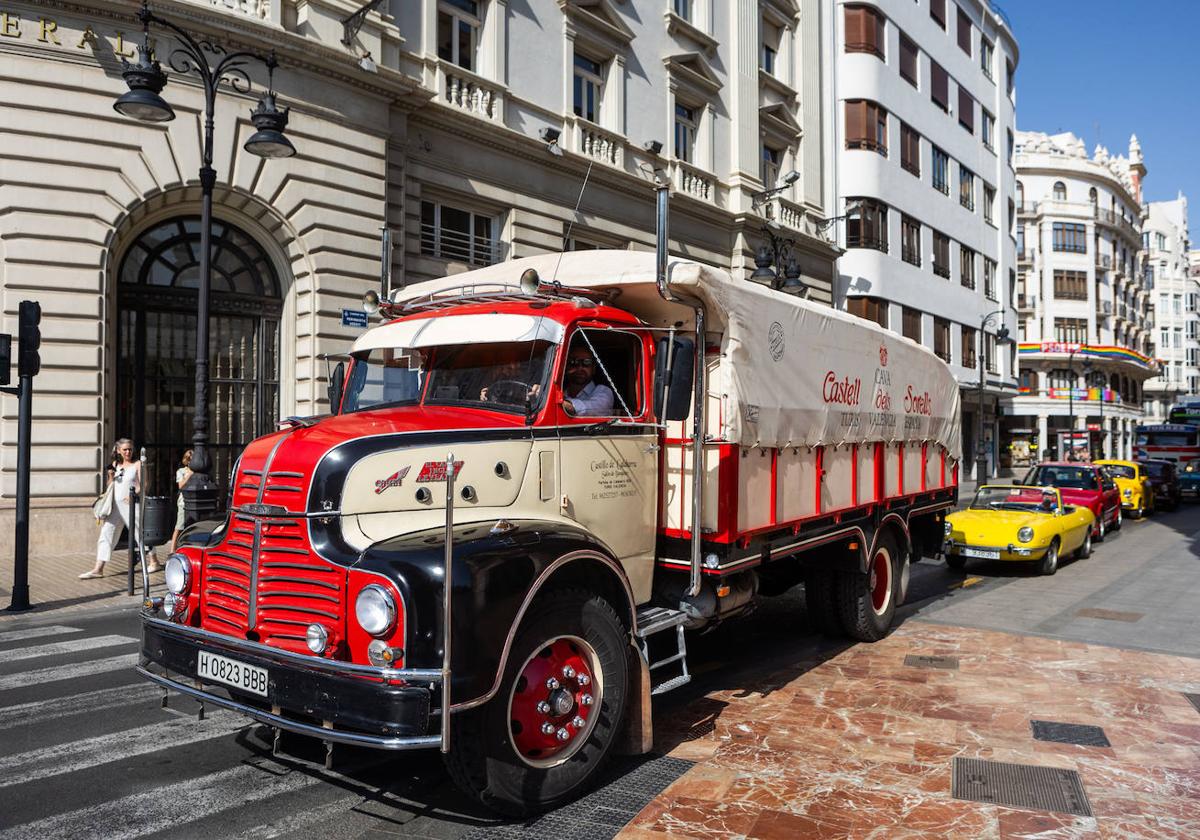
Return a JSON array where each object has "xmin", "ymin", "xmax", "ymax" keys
[
  {"xmin": 0, "ymin": 683, "xmax": 161, "ymax": 729},
  {"xmin": 224, "ymin": 794, "xmax": 365, "ymax": 840},
  {"xmin": 0, "ymin": 708, "xmax": 247, "ymax": 789},
  {"xmin": 0, "ymin": 626, "xmax": 80, "ymax": 645},
  {"xmin": 0, "ymin": 653, "xmax": 137, "ymax": 692},
  {"xmin": 0, "ymin": 635, "xmax": 137, "ymax": 665},
  {"xmin": 0, "ymin": 760, "xmax": 325, "ymax": 840}
]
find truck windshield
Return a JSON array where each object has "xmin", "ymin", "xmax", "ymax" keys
[
  {"xmin": 343, "ymin": 340, "xmax": 556, "ymax": 415},
  {"xmin": 1139, "ymin": 432, "xmax": 1197, "ymax": 447}
]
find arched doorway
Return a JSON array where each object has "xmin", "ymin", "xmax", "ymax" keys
[{"xmin": 116, "ymin": 216, "xmax": 282, "ymax": 500}]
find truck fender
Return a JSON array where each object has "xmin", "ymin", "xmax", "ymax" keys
[
  {"xmin": 870, "ymin": 513, "xmax": 913, "ymax": 572},
  {"xmin": 353, "ymin": 520, "xmax": 638, "ymax": 713}
]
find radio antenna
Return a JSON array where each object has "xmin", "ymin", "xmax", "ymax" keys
[{"xmin": 551, "ymin": 158, "xmax": 595, "ymax": 284}]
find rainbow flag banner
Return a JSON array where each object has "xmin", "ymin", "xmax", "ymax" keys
[{"xmin": 1018, "ymin": 343, "xmax": 1157, "ymax": 371}]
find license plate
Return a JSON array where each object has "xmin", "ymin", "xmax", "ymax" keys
[
  {"xmin": 197, "ymin": 650, "xmax": 269, "ymax": 697},
  {"xmin": 961, "ymin": 547, "xmax": 1000, "ymax": 559}
]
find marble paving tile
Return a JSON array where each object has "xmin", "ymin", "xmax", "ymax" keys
[{"xmin": 621, "ymin": 620, "xmax": 1200, "ymax": 839}]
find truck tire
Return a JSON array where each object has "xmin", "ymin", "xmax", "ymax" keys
[
  {"xmin": 442, "ymin": 588, "xmax": 628, "ymax": 817},
  {"xmin": 836, "ymin": 533, "xmax": 901, "ymax": 642},
  {"xmin": 804, "ymin": 569, "xmax": 841, "ymax": 636}
]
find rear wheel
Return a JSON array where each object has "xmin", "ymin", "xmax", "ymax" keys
[
  {"xmin": 1112, "ymin": 507, "xmax": 1123, "ymax": 531},
  {"xmin": 1038, "ymin": 539, "xmax": 1060, "ymax": 576},
  {"xmin": 836, "ymin": 533, "xmax": 901, "ymax": 642},
  {"xmin": 443, "ymin": 588, "xmax": 628, "ymax": 817},
  {"xmin": 1094, "ymin": 513, "xmax": 1106, "ymax": 542},
  {"xmin": 1076, "ymin": 530, "xmax": 1092, "ymax": 560}
]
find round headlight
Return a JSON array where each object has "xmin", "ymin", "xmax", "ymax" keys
[
  {"xmin": 164, "ymin": 553, "xmax": 190, "ymax": 595},
  {"xmin": 355, "ymin": 584, "xmax": 397, "ymax": 637},
  {"xmin": 944, "ymin": 521, "xmax": 952, "ymax": 535},
  {"xmin": 163, "ymin": 591, "xmax": 182, "ymax": 618},
  {"xmin": 1123, "ymin": 488, "xmax": 1132, "ymax": 497},
  {"xmin": 306, "ymin": 623, "xmax": 330, "ymax": 654},
  {"xmin": 1018, "ymin": 526, "xmax": 1034, "ymax": 543}
]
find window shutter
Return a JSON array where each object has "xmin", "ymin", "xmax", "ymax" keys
[
  {"xmin": 844, "ymin": 6, "xmax": 863, "ymax": 48},
  {"xmin": 957, "ymin": 7, "xmax": 971, "ymax": 54},
  {"xmin": 900, "ymin": 36, "xmax": 918, "ymax": 84},
  {"xmin": 958, "ymin": 87, "xmax": 974, "ymax": 132},
  {"xmin": 931, "ymin": 62, "xmax": 948, "ymax": 109},
  {"xmin": 931, "ymin": 0, "xmax": 945, "ymax": 28},
  {"xmin": 872, "ymin": 9, "xmax": 884, "ymax": 54},
  {"xmin": 845, "ymin": 100, "xmax": 865, "ymax": 145}
]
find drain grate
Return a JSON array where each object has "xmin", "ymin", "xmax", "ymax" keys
[
  {"xmin": 461, "ymin": 753, "xmax": 694, "ymax": 839},
  {"xmin": 1074, "ymin": 607, "xmax": 1143, "ymax": 622},
  {"xmin": 904, "ymin": 654, "xmax": 959, "ymax": 670},
  {"xmin": 952, "ymin": 757, "xmax": 1092, "ymax": 817},
  {"xmin": 1031, "ymin": 720, "xmax": 1111, "ymax": 747},
  {"xmin": 1184, "ymin": 693, "xmax": 1200, "ymax": 715}
]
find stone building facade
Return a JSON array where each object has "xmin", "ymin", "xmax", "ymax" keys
[
  {"xmin": 1007, "ymin": 131, "xmax": 1156, "ymax": 463},
  {"xmin": 830, "ymin": 0, "xmax": 1019, "ymax": 481},
  {"xmin": 0, "ymin": 0, "xmax": 836, "ymax": 553},
  {"xmin": 1141, "ymin": 196, "xmax": 1197, "ymax": 421}
]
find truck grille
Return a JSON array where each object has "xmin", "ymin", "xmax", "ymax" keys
[{"xmin": 201, "ymin": 512, "xmax": 346, "ymax": 654}]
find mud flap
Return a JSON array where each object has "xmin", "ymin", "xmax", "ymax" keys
[{"xmin": 615, "ymin": 638, "xmax": 653, "ymax": 755}]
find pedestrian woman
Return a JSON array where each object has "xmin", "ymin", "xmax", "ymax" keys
[
  {"xmin": 168, "ymin": 449, "xmax": 194, "ymax": 553},
  {"xmin": 80, "ymin": 439, "xmax": 157, "ymax": 578}
]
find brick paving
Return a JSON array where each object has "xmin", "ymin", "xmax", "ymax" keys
[
  {"xmin": 0, "ymin": 549, "xmax": 166, "ymax": 618},
  {"xmin": 620, "ymin": 621, "xmax": 1200, "ymax": 839}
]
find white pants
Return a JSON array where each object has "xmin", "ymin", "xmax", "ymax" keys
[{"xmin": 96, "ymin": 499, "xmax": 145, "ymax": 565}]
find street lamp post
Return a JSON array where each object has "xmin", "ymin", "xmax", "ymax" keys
[
  {"xmin": 1066, "ymin": 346, "xmax": 1079, "ymax": 460},
  {"xmin": 114, "ymin": 1, "xmax": 295, "ymax": 525},
  {"xmin": 976, "ymin": 310, "xmax": 1012, "ymax": 484}
]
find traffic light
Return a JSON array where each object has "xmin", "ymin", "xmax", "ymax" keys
[
  {"xmin": 0, "ymin": 334, "xmax": 10, "ymax": 386},
  {"xmin": 17, "ymin": 300, "xmax": 40, "ymax": 379}
]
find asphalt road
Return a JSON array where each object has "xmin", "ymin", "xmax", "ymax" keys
[{"xmin": 0, "ymin": 504, "xmax": 1196, "ymax": 839}]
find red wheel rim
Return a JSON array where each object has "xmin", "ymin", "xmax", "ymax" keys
[
  {"xmin": 869, "ymin": 549, "xmax": 892, "ymax": 615},
  {"xmin": 507, "ymin": 635, "xmax": 602, "ymax": 768}
]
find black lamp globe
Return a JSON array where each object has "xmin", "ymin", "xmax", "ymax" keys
[
  {"xmin": 782, "ymin": 258, "xmax": 805, "ymax": 292},
  {"xmin": 243, "ymin": 92, "xmax": 296, "ymax": 159},
  {"xmin": 113, "ymin": 44, "xmax": 174, "ymax": 123},
  {"xmin": 750, "ymin": 245, "xmax": 777, "ymax": 284}
]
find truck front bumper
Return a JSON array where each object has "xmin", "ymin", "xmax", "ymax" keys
[{"xmin": 139, "ymin": 615, "xmax": 442, "ymax": 750}]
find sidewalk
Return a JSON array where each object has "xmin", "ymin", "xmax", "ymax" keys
[
  {"xmin": 621, "ymin": 620, "xmax": 1200, "ymax": 838},
  {"xmin": 0, "ymin": 549, "xmax": 166, "ymax": 618}
]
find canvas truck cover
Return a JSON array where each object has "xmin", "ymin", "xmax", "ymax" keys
[{"xmin": 390, "ymin": 251, "xmax": 962, "ymax": 458}]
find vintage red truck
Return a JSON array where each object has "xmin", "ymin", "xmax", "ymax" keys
[{"xmin": 139, "ymin": 190, "xmax": 962, "ymax": 815}]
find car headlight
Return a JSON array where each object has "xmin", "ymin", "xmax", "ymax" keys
[
  {"xmin": 944, "ymin": 521, "xmax": 952, "ymax": 535},
  {"xmin": 355, "ymin": 584, "xmax": 397, "ymax": 637},
  {"xmin": 164, "ymin": 553, "xmax": 191, "ymax": 595},
  {"xmin": 1018, "ymin": 526, "xmax": 1034, "ymax": 543},
  {"xmin": 1123, "ymin": 488, "xmax": 1132, "ymax": 498}
]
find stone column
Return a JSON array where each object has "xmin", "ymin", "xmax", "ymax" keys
[{"xmin": 1037, "ymin": 414, "xmax": 1049, "ymax": 463}]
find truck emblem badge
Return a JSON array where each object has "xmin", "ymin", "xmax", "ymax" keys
[
  {"xmin": 879, "ymin": 344, "xmax": 888, "ymax": 366},
  {"xmin": 768, "ymin": 322, "xmax": 785, "ymax": 362},
  {"xmin": 416, "ymin": 460, "xmax": 464, "ymax": 482},
  {"xmin": 375, "ymin": 466, "xmax": 412, "ymax": 494}
]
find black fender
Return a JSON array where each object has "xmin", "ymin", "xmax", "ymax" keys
[{"xmin": 354, "ymin": 519, "xmax": 636, "ymax": 711}]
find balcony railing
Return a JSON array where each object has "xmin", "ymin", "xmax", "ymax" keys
[
  {"xmin": 1017, "ymin": 294, "xmax": 1035, "ymax": 311},
  {"xmin": 570, "ymin": 118, "xmax": 625, "ymax": 168},
  {"xmin": 762, "ymin": 197, "xmax": 805, "ymax": 233},
  {"xmin": 1094, "ymin": 206, "xmax": 1140, "ymax": 243},
  {"xmin": 437, "ymin": 62, "xmax": 505, "ymax": 122},
  {"xmin": 672, "ymin": 159, "xmax": 715, "ymax": 203}
]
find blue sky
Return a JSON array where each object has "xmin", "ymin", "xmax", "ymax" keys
[{"xmin": 1005, "ymin": 0, "xmax": 1198, "ymax": 209}]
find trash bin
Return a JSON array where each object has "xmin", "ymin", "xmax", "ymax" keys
[{"xmin": 139, "ymin": 496, "xmax": 174, "ymax": 548}]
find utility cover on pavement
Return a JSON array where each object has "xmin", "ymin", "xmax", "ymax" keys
[
  {"xmin": 1030, "ymin": 720, "xmax": 1111, "ymax": 747},
  {"xmin": 904, "ymin": 654, "xmax": 959, "ymax": 670},
  {"xmin": 460, "ymin": 753, "xmax": 693, "ymax": 839},
  {"xmin": 952, "ymin": 757, "xmax": 1093, "ymax": 817}
]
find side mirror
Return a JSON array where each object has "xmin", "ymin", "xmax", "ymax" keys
[
  {"xmin": 654, "ymin": 336, "xmax": 695, "ymax": 422},
  {"xmin": 328, "ymin": 361, "xmax": 345, "ymax": 414}
]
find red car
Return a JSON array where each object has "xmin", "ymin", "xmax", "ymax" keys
[{"xmin": 1021, "ymin": 462, "xmax": 1123, "ymax": 540}]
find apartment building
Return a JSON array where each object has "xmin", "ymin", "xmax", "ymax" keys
[
  {"xmin": 0, "ymin": 0, "xmax": 835, "ymax": 552},
  {"xmin": 1142, "ymin": 197, "xmax": 1198, "ymax": 420},
  {"xmin": 832, "ymin": 0, "xmax": 1019, "ymax": 480},
  {"xmin": 1008, "ymin": 131, "xmax": 1156, "ymax": 462}
]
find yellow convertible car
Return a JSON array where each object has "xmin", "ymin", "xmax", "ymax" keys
[
  {"xmin": 1095, "ymin": 459, "xmax": 1155, "ymax": 518},
  {"xmin": 944, "ymin": 485, "xmax": 1096, "ymax": 576}
]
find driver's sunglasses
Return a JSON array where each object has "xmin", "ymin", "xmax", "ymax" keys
[{"xmin": 567, "ymin": 357, "xmax": 595, "ymax": 369}]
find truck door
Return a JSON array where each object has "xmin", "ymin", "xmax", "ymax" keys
[{"xmin": 554, "ymin": 326, "xmax": 658, "ymax": 602}]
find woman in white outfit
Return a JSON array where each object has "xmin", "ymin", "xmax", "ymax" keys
[{"xmin": 80, "ymin": 439, "xmax": 158, "ymax": 578}]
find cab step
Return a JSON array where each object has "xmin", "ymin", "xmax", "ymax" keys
[{"xmin": 634, "ymin": 606, "xmax": 691, "ymax": 695}]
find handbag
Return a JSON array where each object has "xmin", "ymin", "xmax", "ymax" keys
[{"xmin": 92, "ymin": 483, "xmax": 115, "ymax": 521}]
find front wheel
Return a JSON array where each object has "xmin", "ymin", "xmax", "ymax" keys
[
  {"xmin": 1076, "ymin": 530, "xmax": 1092, "ymax": 560},
  {"xmin": 836, "ymin": 533, "xmax": 902, "ymax": 642},
  {"xmin": 1111, "ymin": 507, "xmax": 1123, "ymax": 531},
  {"xmin": 443, "ymin": 588, "xmax": 629, "ymax": 817},
  {"xmin": 1038, "ymin": 540, "xmax": 1060, "ymax": 576}
]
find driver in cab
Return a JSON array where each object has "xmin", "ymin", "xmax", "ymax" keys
[{"xmin": 561, "ymin": 345, "xmax": 614, "ymax": 417}]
